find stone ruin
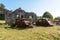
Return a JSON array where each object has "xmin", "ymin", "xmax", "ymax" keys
[
  {"xmin": 0, "ymin": 7, "xmax": 37, "ymax": 24},
  {"xmin": 0, "ymin": 7, "xmax": 54, "ymax": 27}
]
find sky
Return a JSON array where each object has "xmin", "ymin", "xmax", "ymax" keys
[{"xmin": 0, "ymin": 0, "xmax": 60, "ymax": 18}]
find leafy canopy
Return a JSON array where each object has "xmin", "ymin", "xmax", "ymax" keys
[
  {"xmin": 54, "ymin": 17, "xmax": 60, "ymax": 21},
  {"xmin": 42, "ymin": 11, "xmax": 53, "ymax": 20},
  {"xmin": 0, "ymin": 3, "xmax": 5, "ymax": 9}
]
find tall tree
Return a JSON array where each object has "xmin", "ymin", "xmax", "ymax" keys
[
  {"xmin": 0, "ymin": 3, "xmax": 5, "ymax": 9},
  {"xmin": 42, "ymin": 11, "xmax": 53, "ymax": 20}
]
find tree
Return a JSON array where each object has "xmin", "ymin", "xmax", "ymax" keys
[
  {"xmin": 37, "ymin": 16, "xmax": 42, "ymax": 19},
  {"xmin": 29, "ymin": 16, "xmax": 32, "ymax": 22},
  {"xmin": 42, "ymin": 11, "xmax": 53, "ymax": 20},
  {"xmin": 0, "ymin": 3, "xmax": 5, "ymax": 9},
  {"xmin": 54, "ymin": 17, "xmax": 60, "ymax": 21}
]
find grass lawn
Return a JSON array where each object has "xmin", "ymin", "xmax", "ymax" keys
[
  {"xmin": 0, "ymin": 25, "xmax": 60, "ymax": 40},
  {"xmin": 0, "ymin": 20, "xmax": 5, "ymax": 24}
]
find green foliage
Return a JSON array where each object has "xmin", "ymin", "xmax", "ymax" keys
[
  {"xmin": 37, "ymin": 16, "xmax": 42, "ymax": 19},
  {"xmin": 42, "ymin": 11, "xmax": 53, "ymax": 20},
  {"xmin": 0, "ymin": 3, "xmax": 5, "ymax": 9},
  {"xmin": 17, "ymin": 15, "xmax": 23, "ymax": 19},
  {"xmin": 29, "ymin": 16, "xmax": 32, "ymax": 22},
  {"xmin": 0, "ymin": 14, "xmax": 5, "ymax": 20},
  {"xmin": 9, "ymin": 19, "xmax": 16, "ymax": 28},
  {"xmin": 54, "ymin": 17, "xmax": 60, "ymax": 21}
]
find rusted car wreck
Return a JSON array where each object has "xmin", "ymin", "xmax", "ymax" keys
[
  {"xmin": 10, "ymin": 18, "xmax": 33, "ymax": 28},
  {"xmin": 36, "ymin": 18, "xmax": 54, "ymax": 26}
]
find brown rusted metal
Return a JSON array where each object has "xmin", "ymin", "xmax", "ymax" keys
[
  {"xmin": 36, "ymin": 18, "xmax": 54, "ymax": 26},
  {"xmin": 14, "ymin": 18, "xmax": 33, "ymax": 28}
]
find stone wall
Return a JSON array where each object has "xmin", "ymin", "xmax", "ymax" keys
[{"xmin": 0, "ymin": 7, "xmax": 37, "ymax": 24}]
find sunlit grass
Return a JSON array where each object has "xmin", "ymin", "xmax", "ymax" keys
[
  {"xmin": 0, "ymin": 25, "xmax": 60, "ymax": 40},
  {"xmin": 0, "ymin": 20, "xmax": 5, "ymax": 24}
]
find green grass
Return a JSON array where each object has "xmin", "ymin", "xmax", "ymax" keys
[
  {"xmin": 0, "ymin": 25, "xmax": 60, "ymax": 40},
  {"xmin": 0, "ymin": 20, "xmax": 5, "ymax": 24}
]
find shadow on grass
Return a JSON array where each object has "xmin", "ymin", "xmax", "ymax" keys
[
  {"xmin": 36, "ymin": 25, "xmax": 53, "ymax": 27},
  {"xmin": 4, "ymin": 26, "xmax": 53, "ymax": 30},
  {"xmin": 4, "ymin": 26, "xmax": 33, "ymax": 30},
  {"xmin": 4, "ymin": 25, "xmax": 53, "ymax": 30}
]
